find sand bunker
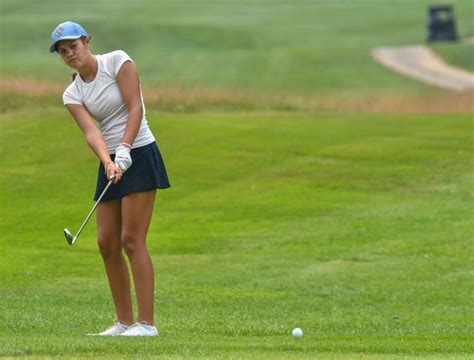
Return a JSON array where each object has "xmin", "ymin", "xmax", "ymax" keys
[{"xmin": 372, "ymin": 45, "xmax": 474, "ymax": 92}]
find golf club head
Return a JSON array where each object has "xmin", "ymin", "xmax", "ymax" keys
[
  {"xmin": 63, "ymin": 177, "xmax": 114, "ymax": 247},
  {"xmin": 64, "ymin": 228, "xmax": 74, "ymax": 245}
]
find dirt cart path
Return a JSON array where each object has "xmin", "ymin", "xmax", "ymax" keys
[{"xmin": 372, "ymin": 45, "xmax": 474, "ymax": 92}]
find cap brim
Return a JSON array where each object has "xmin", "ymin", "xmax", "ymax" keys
[{"xmin": 49, "ymin": 35, "xmax": 83, "ymax": 53}]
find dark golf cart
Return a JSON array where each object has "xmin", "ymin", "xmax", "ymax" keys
[{"xmin": 427, "ymin": 5, "xmax": 459, "ymax": 42}]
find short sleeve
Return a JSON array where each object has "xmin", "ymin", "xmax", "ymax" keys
[
  {"xmin": 111, "ymin": 50, "xmax": 133, "ymax": 77},
  {"xmin": 63, "ymin": 82, "xmax": 82, "ymax": 105}
]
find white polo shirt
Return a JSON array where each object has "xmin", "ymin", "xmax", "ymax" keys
[{"xmin": 63, "ymin": 50, "xmax": 155, "ymax": 153}]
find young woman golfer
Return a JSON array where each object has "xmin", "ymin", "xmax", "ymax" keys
[{"xmin": 50, "ymin": 21, "xmax": 170, "ymax": 336}]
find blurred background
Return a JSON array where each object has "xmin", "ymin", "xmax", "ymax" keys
[{"xmin": 1, "ymin": 0, "xmax": 473, "ymax": 112}]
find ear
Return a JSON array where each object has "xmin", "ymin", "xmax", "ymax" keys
[{"xmin": 82, "ymin": 36, "xmax": 92, "ymax": 48}]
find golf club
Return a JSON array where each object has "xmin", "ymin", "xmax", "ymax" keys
[{"xmin": 64, "ymin": 176, "xmax": 115, "ymax": 246}]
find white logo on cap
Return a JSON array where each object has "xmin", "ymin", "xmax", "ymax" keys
[{"xmin": 54, "ymin": 26, "xmax": 65, "ymax": 38}]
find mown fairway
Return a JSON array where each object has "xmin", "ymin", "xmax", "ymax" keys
[
  {"xmin": 1, "ymin": 0, "xmax": 474, "ymax": 359},
  {"xmin": 0, "ymin": 109, "xmax": 473, "ymax": 358}
]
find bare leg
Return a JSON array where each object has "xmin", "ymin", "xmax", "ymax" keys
[
  {"xmin": 96, "ymin": 200, "xmax": 133, "ymax": 325},
  {"xmin": 121, "ymin": 190, "xmax": 156, "ymax": 325}
]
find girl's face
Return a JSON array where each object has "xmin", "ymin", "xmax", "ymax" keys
[{"xmin": 56, "ymin": 38, "xmax": 90, "ymax": 69}]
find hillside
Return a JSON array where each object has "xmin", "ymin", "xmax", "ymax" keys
[{"xmin": 1, "ymin": 0, "xmax": 473, "ymax": 100}]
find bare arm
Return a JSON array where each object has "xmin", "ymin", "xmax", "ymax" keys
[
  {"xmin": 65, "ymin": 104, "xmax": 123, "ymax": 181},
  {"xmin": 116, "ymin": 60, "xmax": 144, "ymax": 146}
]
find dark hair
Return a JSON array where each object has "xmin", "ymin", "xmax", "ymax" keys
[{"xmin": 71, "ymin": 72, "xmax": 77, "ymax": 81}]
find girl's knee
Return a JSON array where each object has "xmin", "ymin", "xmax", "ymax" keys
[
  {"xmin": 98, "ymin": 235, "xmax": 122, "ymax": 259},
  {"xmin": 121, "ymin": 233, "xmax": 146, "ymax": 257}
]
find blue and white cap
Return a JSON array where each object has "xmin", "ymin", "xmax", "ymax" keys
[{"xmin": 49, "ymin": 21, "xmax": 88, "ymax": 53}]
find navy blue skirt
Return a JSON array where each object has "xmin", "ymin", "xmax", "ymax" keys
[{"xmin": 94, "ymin": 142, "xmax": 171, "ymax": 201}]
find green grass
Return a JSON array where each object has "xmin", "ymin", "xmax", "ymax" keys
[
  {"xmin": 0, "ymin": 1, "xmax": 473, "ymax": 358},
  {"xmin": 0, "ymin": 108, "xmax": 473, "ymax": 358},
  {"xmin": 1, "ymin": 0, "xmax": 473, "ymax": 97},
  {"xmin": 431, "ymin": 43, "xmax": 474, "ymax": 72}
]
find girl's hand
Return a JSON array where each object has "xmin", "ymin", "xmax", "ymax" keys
[
  {"xmin": 114, "ymin": 143, "xmax": 132, "ymax": 171},
  {"xmin": 105, "ymin": 160, "xmax": 123, "ymax": 184}
]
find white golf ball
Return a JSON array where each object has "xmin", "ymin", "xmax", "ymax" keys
[{"xmin": 292, "ymin": 327, "xmax": 303, "ymax": 338}]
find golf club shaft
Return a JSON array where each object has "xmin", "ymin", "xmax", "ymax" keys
[{"xmin": 73, "ymin": 177, "xmax": 114, "ymax": 242}]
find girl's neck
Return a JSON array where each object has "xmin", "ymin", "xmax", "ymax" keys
[{"xmin": 79, "ymin": 55, "xmax": 97, "ymax": 83}]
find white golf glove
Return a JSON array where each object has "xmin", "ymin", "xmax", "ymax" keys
[{"xmin": 114, "ymin": 143, "xmax": 132, "ymax": 171}]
